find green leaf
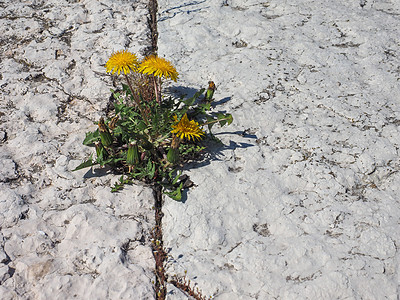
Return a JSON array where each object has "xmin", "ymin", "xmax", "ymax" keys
[
  {"xmin": 194, "ymin": 88, "xmax": 205, "ymax": 100},
  {"xmin": 113, "ymin": 126, "xmax": 123, "ymax": 136},
  {"xmin": 122, "ymin": 83, "xmax": 130, "ymax": 93},
  {"xmin": 83, "ymin": 130, "xmax": 100, "ymax": 146},
  {"xmin": 146, "ymin": 160, "xmax": 156, "ymax": 178},
  {"xmin": 152, "ymin": 110, "xmax": 160, "ymax": 127},
  {"xmin": 199, "ymin": 103, "xmax": 211, "ymax": 113},
  {"xmin": 72, "ymin": 155, "xmax": 95, "ymax": 171},
  {"xmin": 183, "ymin": 97, "xmax": 195, "ymax": 107},
  {"xmin": 206, "ymin": 116, "xmax": 216, "ymax": 131},
  {"xmin": 226, "ymin": 113, "xmax": 233, "ymax": 125},
  {"xmin": 167, "ymin": 148, "xmax": 179, "ymax": 164},
  {"xmin": 219, "ymin": 118, "xmax": 227, "ymax": 127},
  {"xmin": 96, "ymin": 156, "xmax": 111, "ymax": 166},
  {"xmin": 217, "ymin": 113, "xmax": 225, "ymax": 118},
  {"xmin": 171, "ymin": 170, "xmax": 182, "ymax": 185},
  {"xmin": 182, "ymin": 88, "xmax": 205, "ymax": 107},
  {"xmin": 111, "ymin": 175, "xmax": 132, "ymax": 192},
  {"xmin": 111, "ymin": 89, "xmax": 121, "ymax": 101},
  {"xmin": 216, "ymin": 113, "xmax": 233, "ymax": 127},
  {"xmin": 164, "ymin": 182, "xmax": 183, "ymax": 201},
  {"xmin": 114, "ymin": 102, "xmax": 123, "ymax": 114}
]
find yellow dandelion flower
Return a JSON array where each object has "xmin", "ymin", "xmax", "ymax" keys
[
  {"xmin": 105, "ymin": 50, "xmax": 139, "ymax": 75},
  {"xmin": 139, "ymin": 55, "xmax": 178, "ymax": 81},
  {"xmin": 171, "ymin": 113, "xmax": 204, "ymax": 141}
]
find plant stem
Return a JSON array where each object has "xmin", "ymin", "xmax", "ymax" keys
[
  {"xmin": 153, "ymin": 76, "xmax": 161, "ymax": 104},
  {"xmin": 125, "ymin": 74, "xmax": 149, "ymax": 125}
]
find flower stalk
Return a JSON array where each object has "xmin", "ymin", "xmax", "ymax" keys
[
  {"xmin": 139, "ymin": 55, "xmax": 178, "ymax": 104},
  {"xmin": 153, "ymin": 75, "xmax": 161, "ymax": 104},
  {"xmin": 124, "ymin": 74, "xmax": 149, "ymax": 125}
]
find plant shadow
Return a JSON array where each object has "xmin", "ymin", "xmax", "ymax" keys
[
  {"xmin": 178, "ymin": 130, "xmax": 257, "ymax": 203},
  {"xmin": 165, "ymin": 86, "xmax": 200, "ymax": 100},
  {"xmin": 164, "ymin": 85, "xmax": 255, "ymax": 203},
  {"xmin": 165, "ymin": 85, "xmax": 232, "ymax": 108},
  {"xmin": 83, "ymin": 165, "xmax": 119, "ymax": 179}
]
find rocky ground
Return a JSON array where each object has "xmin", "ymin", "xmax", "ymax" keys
[
  {"xmin": 158, "ymin": 0, "xmax": 400, "ymax": 299},
  {"xmin": 1, "ymin": 0, "xmax": 400, "ymax": 299},
  {"xmin": 1, "ymin": 0, "xmax": 156, "ymax": 298}
]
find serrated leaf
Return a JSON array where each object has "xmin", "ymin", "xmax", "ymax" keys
[
  {"xmin": 182, "ymin": 88, "xmax": 205, "ymax": 106},
  {"xmin": 111, "ymin": 175, "xmax": 131, "ymax": 192},
  {"xmin": 96, "ymin": 156, "xmax": 113, "ymax": 166},
  {"xmin": 164, "ymin": 182, "xmax": 183, "ymax": 201},
  {"xmin": 146, "ymin": 160, "xmax": 155, "ymax": 178},
  {"xmin": 83, "ymin": 130, "xmax": 100, "ymax": 145},
  {"xmin": 113, "ymin": 126, "xmax": 123, "ymax": 136},
  {"xmin": 226, "ymin": 114, "xmax": 233, "ymax": 125},
  {"xmin": 194, "ymin": 88, "xmax": 205, "ymax": 100},
  {"xmin": 198, "ymin": 103, "xmax": 211, "ymax": 113},
  {"xmin": 183, "ymin": 96, "xmax": 196, "ymax": 107}
]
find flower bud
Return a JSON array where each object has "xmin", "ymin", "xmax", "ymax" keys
[
  {"xmin": 204, "ymin": 81, "xmax": 215, "ymax": 102},
  {"xmin": 95, "ymin": 141, "xmax": 108, "ymax": 164},
  {"xmin": 108, "ymin": 115, "xmax": 119, "ymax": 130},
  {"xmin": 127, "ymin": 141, "xmax": 140, "ymax": 166},
  {"xmin": 167, "ymin": 148, "xmax": 179, "ymax": 164},
  {"xmin": 167, "ymin": 135, "xmax": 180, "ymax": 164},
  {"xmin": 98, "ymin": 117, "xmax": 113, "ymax": 147}
]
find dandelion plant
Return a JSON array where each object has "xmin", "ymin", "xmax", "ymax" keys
[{"xmin": 74, "ymin": 50, "xmax": 233, "ymax": 200}]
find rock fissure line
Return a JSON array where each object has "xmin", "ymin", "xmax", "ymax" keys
[
  {"xmin": 151, "ymin": 184, "xmax": 167, "ymax": 299},
  {"xmin": 148, "ymin": 0, "xmax": 158, "ymax": 55},
  {"xmin": 146, "ymin": 2, "xmax": 209, "ymax": 299},
  {"xmin": 146, "ymin": 0, "xmax": 168, "ymax": 299}
]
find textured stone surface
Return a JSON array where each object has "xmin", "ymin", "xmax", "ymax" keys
[
  {"xmin": 0, "ymin": 0, "xmax": 155, "ymax": 298},
  {"xmin": 158, "ymin": 0, "xmax": 400, "ymax": 299},
  {"xmin": 2, "ymin": 0, "xmax": 400, "ymax": 298}
]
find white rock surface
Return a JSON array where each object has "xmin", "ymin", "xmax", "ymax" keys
[
  {"xmin": 2, "ymin": 0, "xmax": 400, "ymax": 298},
  {"xmin": 1, "ymin": 0, "xmax": 155, "ymax": 299},
  {"xmin": 158, "ymin": 0, "xmax": 400, "ymax": 299}
]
